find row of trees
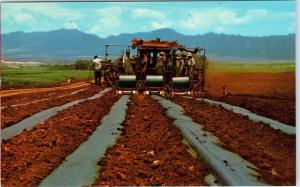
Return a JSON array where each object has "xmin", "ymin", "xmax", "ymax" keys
[
  {"xmin": 48, "ymin": 59, "xmax": 93, "ymax": 70},
  {"xmin": 74, "ymin": 59, "xmax": 92, "ymax": 70}
]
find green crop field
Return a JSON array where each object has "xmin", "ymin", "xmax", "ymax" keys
[
  {"xmin": 207, "ymin": 60, "xmax": 295, "ymax": 73},
  {"xmin": 1, "ymin": 65, "xmax": 93, "ymax": 87}
]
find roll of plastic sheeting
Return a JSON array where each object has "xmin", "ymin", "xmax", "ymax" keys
[
  {"xmin": 40, "ymin": 95, "xmax": 130, "ymax": 187},
  {"xmin": 118, "ymin": 75, "xmax": 136, "ymax": 88},
  {"xmin": 152, "ymin": 95, "xmax": 268, "ymax": 186},
  {"xmin": 146, "ymin": 75, "xmax": 163, "ymax": 87},
  {"xmin": 172, "ymin": 77, "xmax": 190, "ymax": 89}
]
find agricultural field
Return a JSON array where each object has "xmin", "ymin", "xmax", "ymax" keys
[
  {"xmin": 205, "ymin": 61, "xmax": 295, "ymax": 127},
  {"xmin": 1, "ymin": 65, "xmax": 92, "ymax": 88},
  {"xmin": 207, "ymin": 60, "xmax": 295, "ymax": 73},
  {"xmin": 1, "ymin": 0, "xmax": 296, "ymax": 185},
  {"xmin": 205, "ymin": 61, "xmax": 295, "ymax": 97},
  {"xmin": 1, "ymin": 61, "xmax": 295, "ymax": 186}
]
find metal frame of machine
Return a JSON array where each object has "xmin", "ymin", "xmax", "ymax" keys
[{"xmin": 103, "ymin": 38, "xmax": 208, "ymax": 96}]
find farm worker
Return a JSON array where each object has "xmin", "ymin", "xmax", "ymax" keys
[
  {"xmin": 123, "ymin": 49, "xmax": 133, "ymax": 75},
  {"xmin": 165, "ymin": 54, "xmax": 173, "ymax": 72},
  {"xmin": 181, "ymin": 51, "xmax": 188, "ymax": 76},
  {"xmin": 141, "ymin": 54, "xmax": 148, "ymax": 74},
  {"xmin": 156, "ymin": 52, "xmax": 165, "ymax": 75},
  {"xmin": 130, "ymin": 56, "xmax": 137, "ymax": 74},
  {"xmin": 92, "ymin": 55, "xmax": 102, "ymax": 86},
  {"xmin": 187, "ymin": 53, "xmax": 195, "ymax": 77},
  {"xmin": 175, "ymin": 55, "xmax": 183, "ymax": 76}
]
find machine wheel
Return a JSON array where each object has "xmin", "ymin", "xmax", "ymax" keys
[
  {"xmin": 193, "ymin": 90, "xmax": 202, "ymax": 97},
  {"xmin": 164, "ymin": 90, "xmax": 174, "ymax": 98},
  {"xmin": 112, "ymin": 89, "xmax": 119, "ymax": 96},
  {"xmin": 137, "ymin": 80, "xmax": 145, "ymax": 94},
  {"xmin": 159, "ymin": 90, "xmax": 164, "ymax": 96},
  {"xmin": 170, "ymin": 91, "xmax": 175, "ymax": 98},
  {"xmin": 189, "ymin": 91, "xmax": 194, "ymax": 97},
  {"xmin": 131, "ymin": 91, "xmax": 138, "ymax": 95}
]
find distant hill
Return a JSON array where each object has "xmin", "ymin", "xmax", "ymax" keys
[{"xmin": 2, "ymin": 28, "xmax": 295, "ymax": 63}]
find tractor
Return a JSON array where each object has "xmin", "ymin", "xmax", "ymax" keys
[{"xmin": 103, "ymin": 38, "xmax": 208, "ymax": 96}]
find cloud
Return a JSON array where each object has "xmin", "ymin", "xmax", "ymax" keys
[
  {"xmin": 3, "ymin": 4, "xmax": 83, "ymax": 20},
  {"xmin": 2, "ymin": 3, "xmax": 295, "ymax": 37},
  {"xmin": 150, "ymin": 21, "xmax": 172, "ymax": 30},
  {"xmin": 131, "ymin": 8, "xmax": 166, "ymax": 19},
  {"xmin": 130, "ymin": 8, "xmax": 170, "ymax": 31},
  {"xmin": 13, "ymin": 12, "xmax": 36, "ymax": 23},
  {"xmin": 288, "ymin": 22, "xmax": 295, "ymax": 33},
  {"xmin": 1, "ymin": 4, "xmax": 38, "ymax": 33},
  {"xmin": 2, "ymin": 5, "xmax": 36, "ymax": 24},
  {"xmin": 181, "ymin": 8, "xmax": 270, "ymax": 31},
  {"xmin": 88, "ymin": 7, "xmax": 123, "ymax": 36},
  {"xmin": 64, "ymin": 21, "xmax": 78, "ymax": 29}
]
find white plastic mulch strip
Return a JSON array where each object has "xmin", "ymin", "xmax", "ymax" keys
[
  {"xmin": 191, "ymin": 97, "xmax": 295, "ymax": 135},
  {"xmin": 152, "ymin": 95, "xmax": 268, "ymax": 186},
  {"xmin": 9, "ymin": 88, "xmax": 87, "ymax": 108},
  {"xmin": 1, "ymin": 88, "xmax": 111, "ymax": 141},
  {"xmin": 39, "ymin": 95, "xmax": 130, "ymax": 187}
]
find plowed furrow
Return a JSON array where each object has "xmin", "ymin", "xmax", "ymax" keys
[
  {"xmin": 93, "ymin": 95, "xmax": 211, "ymax": 186},
  {"xmin": 1, "ymin": 85, "xmax": 100, "ymax": 129},
  {"xmin": 173, "ymin": 96, "xmax": 295, "ymax": 185},
  {"xmin": 1, "ymin": 93, "xmax": 119, "ymax": 187}
]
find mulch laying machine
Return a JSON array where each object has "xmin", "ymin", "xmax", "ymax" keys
[{"xmin": 102, "ymin": 38, "xmax": 208, "ymax": 96}]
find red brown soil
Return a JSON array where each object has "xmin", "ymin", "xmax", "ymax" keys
[
  {"xmin": 173, "ymin": 97, "xmax": 295, "ymax": 186},
  {"xmin": 1, "ymin": 81, "xmax": 92, "ymax": 97},
  {"xmin": 1, "ymin": 84, "xmax": 101, "ymax": 129},
  {"xmin": 93, "ymin": 95, "xmax": 211, "ymax": 186},
  {"xmin": 1, "ymin": 85, "xmax": 89, "ymax": 107},
  {"xmin": 212, "ymin": 94, "xmax": 295, "ymax": 126},
  {"xmin": 205, "ymin": 71, "xmax": 295, "ymax": 126},
  {"xmin": 206, "ymin": 72, "xmax": 295, "ymax": 99},
  {"xmin": 1, "ymin": 93, "xmax": 119, "ymax": 187}
]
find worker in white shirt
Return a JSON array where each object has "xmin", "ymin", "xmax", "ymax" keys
[
  {"xmin": 92, "ymin": 55, "xmax": 102, "ymax": 86},
  {"xmin": 123, "ymin": 49, "xmax": 133, "ymax": 75}
]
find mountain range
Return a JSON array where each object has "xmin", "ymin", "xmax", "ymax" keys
[{"xmin": 2, "ymin": 28, "xmax": 295, "ymax": 63}]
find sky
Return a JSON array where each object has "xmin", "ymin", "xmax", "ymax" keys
[{"xmin": 1, "ymin": 1, "xmax": 296, "ymax": 37}]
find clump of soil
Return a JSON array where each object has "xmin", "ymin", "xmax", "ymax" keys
[
  {"xmin": 93, "ymin": 95, "xmax": 211, "ymax": 186},
  {"xmin": 1, "ymin": 93, "xmax": 119, "ymax": 187},
  {"xmin": 173, "ymin": 97, "xmax": 295, "ymax": 186}
]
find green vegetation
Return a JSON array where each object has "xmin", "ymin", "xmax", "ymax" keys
[
  {"xmin": 47, "ymin": 59, "xmax": 92, "ymax": 70},
  {"xmin": 74, "ymin": 59, "xmax": 92, "ymax": 70},
  {"xmin": 207, "ymin": 60, "xmax": 295, "ymax": 73},
  {"xmin": 2, "ymin": 65, "xmax": 93, "ymax": 86}
]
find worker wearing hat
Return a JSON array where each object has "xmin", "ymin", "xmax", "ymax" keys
[
  {"xmin": 187, "ymin": 53, "xmax": 195, "ymax": 77},
  {"xmin": 180, "ymin": 51, "xmax": 188, "ymax": 76},
  {"xmin": 92, "ymin": 55, "xmax": 102, "ymax": 86},
  {"xmin": 123, "ymin": 49, "xmax": 133, "ymax": 75},
  {"xmin": 175, "ymin": 51, "xmax": 184, "ymax": 76},
  {"xmin": 156, "ymin": 52, "xmax": 165, "ymax": 75}
]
